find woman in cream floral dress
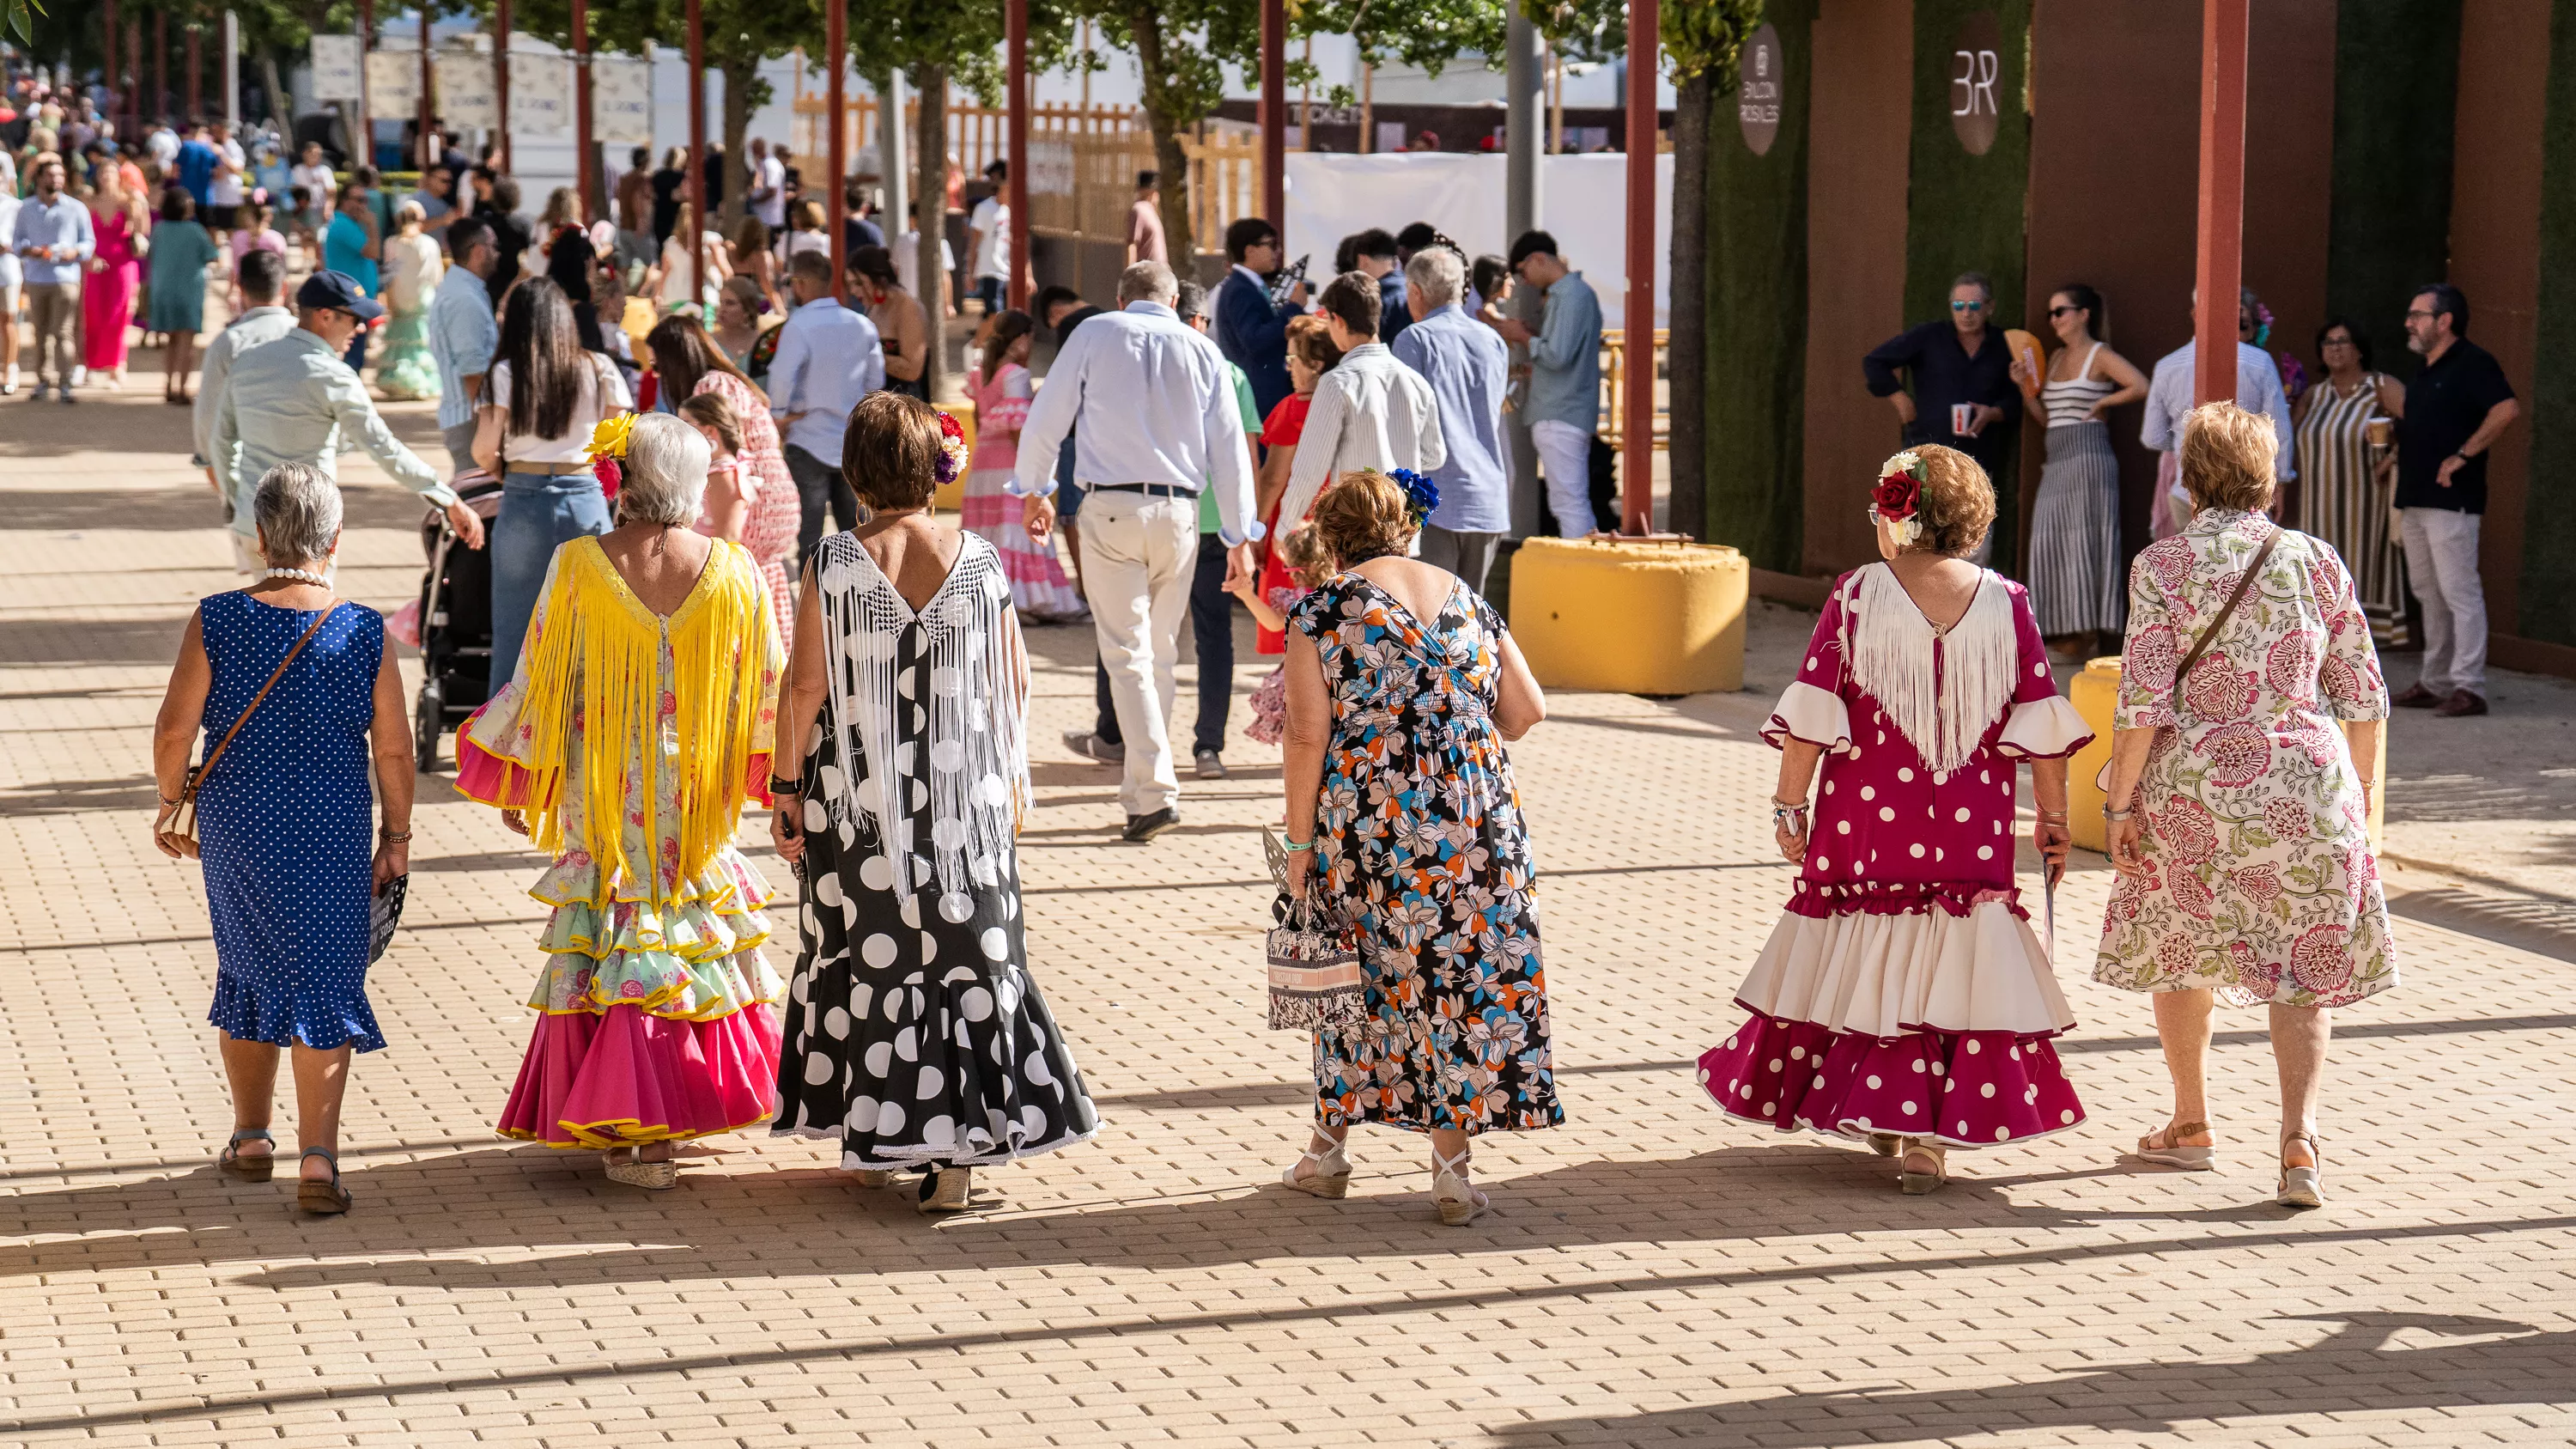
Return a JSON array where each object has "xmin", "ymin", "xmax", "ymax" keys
[{"xmin": 2095, "ymin": 402, "xmax": 2392, "ymax": 1210}]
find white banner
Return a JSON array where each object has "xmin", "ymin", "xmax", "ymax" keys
[
  {"xmin": 364, "ymin": 52, "xmax": 421, "ymax": 121},
  {"xmin": 508, "ymin": 52, "xmax": 573, "ymax": 135},
  {"xmin": 591, "ymin": 56, "xmax": 653, "ymax": 145},
  {"xmin": 434, "ymin": 52, "xmax": 498, "ymax": 131},
  {"xmin": 309, "ymin": 34, "xmax": 361, "ymax": 102}
]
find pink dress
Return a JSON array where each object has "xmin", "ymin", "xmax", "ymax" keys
[
  {"xmin": 960, "ymin": 362, "xmax": 1083, "ymax": 618},
  {"xmin": 83, "ymin": 205, "xmax": 140, "ymax": 369},
  {"xmin": 1699, "ymin": 563, "xmax": 2095, "ymax": 1150},
  {"xmin": 689, "ymin": 370, "xmax": 800, "ymax": 644}
]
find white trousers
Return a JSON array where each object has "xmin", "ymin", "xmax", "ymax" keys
[
  {"xmin": 1082, "ymin": 490, "xmax": 1200, "ymax": 816},
  {"xmin": 1529, "ymin": 419, "xmax": 1599, "ymax": 538},
  {"xmin": 2398, "ymin": 506, "xmax": 2486, "ymax": 697}
]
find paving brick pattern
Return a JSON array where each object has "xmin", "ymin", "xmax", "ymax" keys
[{"xmin": 3, "ymin": 384, "xmax": 2573, "ymax": 1447}]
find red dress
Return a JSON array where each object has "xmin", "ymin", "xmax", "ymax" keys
[{"xmin": 1255, "ymin": 392, "xmax": 1315, "ymax": 655}]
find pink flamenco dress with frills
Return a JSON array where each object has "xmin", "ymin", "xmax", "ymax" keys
[
  {"xmin": 1698, "ymin": 562, "xmax": 2096, "ymax": 1149},
  {"xmin": 959, "ymin": 362, "xmax": 1084, "ymax": 619},
  {"xmin": 457, "ymin": 534, "xmax": 787, "ymax": 1148}
]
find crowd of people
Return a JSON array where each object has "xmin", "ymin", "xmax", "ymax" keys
[{"xmin": 1865, "ymin": 273, "xmax": 2517, "ymax": 718}]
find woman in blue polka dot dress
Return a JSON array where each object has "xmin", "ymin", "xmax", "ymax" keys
[{"xmin": 152, "ymin": 463, "xmax": 416, "ymax": 1215}]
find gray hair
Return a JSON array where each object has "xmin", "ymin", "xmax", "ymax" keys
[
  {"xmin": 252, "ymin": 463, "xmax": 343, "ymax": 566},
  {"xmin": 1406, "ymin": 247, "xmax": 1465, "ymax": 309},
  {"xmin": 616, "ymin": 412, "xmax": 711, "ymax": 527},
  {"xmin": 1117, "ymin": 260, "xmax": 1177, "ymax": 307}
]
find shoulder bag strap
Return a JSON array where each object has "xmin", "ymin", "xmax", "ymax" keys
[
  {"xmin": 2173, "ymin": 530, "xmax": 2280, "ymax": 685},
  {"xmin": 190, "ymin": 600, "xmax": 340, "ymax": 795}
]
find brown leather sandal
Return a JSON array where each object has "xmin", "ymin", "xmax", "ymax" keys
[
  {"xmin": 2136, "ymin": 1120, "xmax": 2218, "ymax": 1171},
  {"xmin": 218, "ymin": 1128, "xmax": 276, "ymax": 1182},
  {"xmin": 297, "ymin": 1148, "xmax": 352, "ymax": 1214}
]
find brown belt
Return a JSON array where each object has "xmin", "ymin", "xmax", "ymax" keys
[{"xmin": 504, "ymin": 460, "xmax": 592, "ymax": 476}]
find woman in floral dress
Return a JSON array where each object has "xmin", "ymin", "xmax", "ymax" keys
[
  {"xmin": 459, "ymin": 414, "xmax": 786, "ymax": 1190},
  {"xmin": 1278, "ymin": 469, "xmax": 1555, "ymax": 1227},
  {"xmin": 2095, "ymin": 401, "xmax": 2392, "ymax": 1209},
  {"xmin": 959, "ymin": 310, "xmax": 1084, "ymax": 622},
  {"xmin": 1699, "ymin": 444, "xmax": 2093, "ymax": 1195}
]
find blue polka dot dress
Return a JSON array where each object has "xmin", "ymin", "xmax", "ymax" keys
[{"xmin": 197, "ymin": 592, "xmax": 388, "ymax": 1052}]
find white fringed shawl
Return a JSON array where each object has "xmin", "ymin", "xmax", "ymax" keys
[
  {"xmin": 813, "ymin": 532, "xmax": 1030, "ymax": 904},
  {"xmin": 1843, "ymin": 563, "xmax": 2018, "ymax": 776}
]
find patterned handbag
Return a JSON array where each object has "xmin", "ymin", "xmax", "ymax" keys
[{"xmin": 1265, "ymin": 892, "xmax": 1369, "ymax": 1032}]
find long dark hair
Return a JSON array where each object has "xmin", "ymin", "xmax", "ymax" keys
[
  {"xmin": 646, "ymin": 313, "xmax": 764, "ymax": 408},
  {"xmin": 544, "ymin": 230, "xmax": 610, "ymax": 353},
  {"xmin": 980, "ymin": 308, "xmax": 1034, "ymax": 381},
  {"xmin": 2053, "ymin": 282, "xmax": 2106, "ymax": 341},
  {"xmin": 497, "ymin": 278, "xmax": 587, "ymax": 441}
]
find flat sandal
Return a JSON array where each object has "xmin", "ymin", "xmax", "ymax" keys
[
  {"xmin": 297, "ymin": 1147, "xmax": 352, "ymax": 1214},
  {"xmin": 218, "ymin": 1127, "xmax": 276, "ymax": 1182},
  {"xmin": 2135, "ymin": 1120, "xmax": 2219, "ymax": 1172},
  {"xmin": 2277, "ymin": 1131, "xmax": 2324, "ymax": 1209}
]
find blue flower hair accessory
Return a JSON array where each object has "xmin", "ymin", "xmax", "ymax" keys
[{"xmin": 1390, "ymin": 467, "xmax": 1440, "ymax": 527}]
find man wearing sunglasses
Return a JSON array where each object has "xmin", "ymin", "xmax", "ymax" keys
[{"xmin": 1862, "ymin": 271, "xmax": 2021, "ymax": 512}]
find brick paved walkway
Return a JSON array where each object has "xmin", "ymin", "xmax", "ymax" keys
[{"xmin": 3, "ymin": 381, "xmax": 2573, "ymax": 1447}]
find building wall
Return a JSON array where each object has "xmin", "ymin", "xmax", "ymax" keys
[
  {"xmin": 2242, "ymin": 0, "xmax": 2339, "ymax": 528},
  {"xmin": 2524, "ymin": 0, "xmax": 2576, "ymax": 657}
]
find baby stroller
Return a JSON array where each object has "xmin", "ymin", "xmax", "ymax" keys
[{"xmin": 410, "ymin": 472, "xmax": 506, "ymax": 773}]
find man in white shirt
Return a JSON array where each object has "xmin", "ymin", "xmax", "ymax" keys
[
  {"xmin": 967, "ymin": 160, "xmax": 1010, "ymax": 316},
  {"xmin": 2141, "ymin": 288, "xmax": 2294, "ymax": 538},
  {"xmin": 193, "ymin": 249, "xmax": 301, "ymax": 568},
  {"xmin": 768, "ymin": 247, "xmax": 886, "ymax": 566},
  {"xmin": 205, "ymin": 121, "xmax": 248, "ymax": 235},
  {"xmin": 1277, "ymin": 270, "xmax": 1447, "ymax": 539},
  {"xmin": 747, "ymin": 137, "xmax": 787, "ymax": 231},
  {"xmin": 893, "ymin": 228, "xmax": 956, "ymax": 316},
  {"xmin": 1013, "ymin": 261, "xmax": 1260, "ymax": 842}
]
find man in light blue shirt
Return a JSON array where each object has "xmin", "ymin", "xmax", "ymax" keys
[
  {"xmin": 1392, "ymin": 246, "xmax": 1511, "ymax": 594},
  {"xmin": 213, "ymin": 271, "xmax": 485, "ymax": 563},
  {"xmin": 1493, "ymin": 230, "xmax": 1605, "ymax": 536},
  {"xmin": 427, "ymin": 216, "xmax": 502, "ymax": 475},
  {"xmin": 12, "ymin": 158, "xmax": 94, "ymax": 401},
  {"xmin": 769, "ymin": 247, "xmax": 886, "ymax": 567},
  {"xmin": 1012, "ymin": 261, "xmax": 1258, "ymax": 842},
  {"xmin": 193, "ymin": 250, "xmax": 301, "ymax": 565},
  {"xmin": 2140, "ymin": 288, "xmax": 2295, "ymax": 538}
]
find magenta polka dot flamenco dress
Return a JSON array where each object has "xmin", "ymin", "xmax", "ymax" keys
[{"xmin": 1698, "ymin": 563, "xmax": 2095, "ymax": 1149}]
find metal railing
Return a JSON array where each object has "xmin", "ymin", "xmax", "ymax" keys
[{"xmin": 1601, "ymin": 329, "xmax": 1669, "ymax": 449}]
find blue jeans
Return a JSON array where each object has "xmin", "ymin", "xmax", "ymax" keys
[{"xmin": 488, "ymin": 471, "xmax": 613, "ymax": 694}]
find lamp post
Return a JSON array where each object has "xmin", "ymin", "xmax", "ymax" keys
[
  {"xmin": 1260, "ymin": 0, "xmax": 1284, "ymax": 226},
  {"xmin": 2193, "ymin": 0, "xmax": 2249, "ymax": 405},
  {"xmin": 1620, "ymin": 0, "xmax": 1659, "ymax": 534}
]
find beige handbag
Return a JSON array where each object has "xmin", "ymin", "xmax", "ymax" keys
[{"xmin": 160, "ymin": 602, "xmax": 339, "ymax": 859}]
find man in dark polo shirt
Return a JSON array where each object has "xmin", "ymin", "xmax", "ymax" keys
[
  {"xmin": 1863, "ymin": 271, "xmax": 2022, "ymax": 527},
  {"xmin": 2391, "ymin": 283, "xmax": 2519, "ymax": 717}
]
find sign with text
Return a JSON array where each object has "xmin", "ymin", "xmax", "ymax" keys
[
  {"xmin": 592, "ymin": 56, "xmax": 653, "ymax": 145},
  {"xmin": 1950, "ymin": 11, "xmax": 2002, "ymax": 155},
  {"xmin": 364, "ymin": 52, "xmax": 420, "ymax": 121},
  {"xmin": 309, "ymin": 34, "xmax": 361, "ymax": 102},
  {"xmin": 508, "ymin": 52, "xmax": 573, "ymax": 135},
  {"xmin": 434, "ymin": 52, "xmax": 498, "ymax": 131},
  {"xmin": 1736, "ymin": 23, "xmax": 1783, "ymax": 155}
]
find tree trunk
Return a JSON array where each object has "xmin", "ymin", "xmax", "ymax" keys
[
  {"xmin": 720, "ymin": 56, "xmax": 755, "ymax": 234},
  {"xmin": 262, "ymin": 54, "xmax": 290, "ymax": 132},
  {"xmin": 914, "ymin": 63, "xmax": 949, "ymax": 403},
  {"xmin": 1667, "ymin": 67, "xmax": 1713, "ymax": 541},
  {"xmin": 1126, "ymin": 4, "xmax": 1196, "ymax": 266}
]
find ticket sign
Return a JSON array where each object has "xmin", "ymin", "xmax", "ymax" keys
[
  {"xmin": 592, "ymin": 56, "xmax": 653, "ymax": 145},
  {"xmin": 1736, "ymin": 24, "xmax": 1783, "ymax": 156},
  {"xmin": 365, "ymin": 52, "xmax": 420, "ymax": 121},
  {"xmin": 310, "ymin": 34, "xmax": 361, "ymax": 102},
  {"xmin": 435, "ymin": 52, "xmax": 498, "ymax": 131},
  {"xmin": 509, "ymin": 52, "xmax": 572, "ymax": 135},
  {"xmin": 1951, "ymin": 10, "xmax": 2002, "ymax": 155}
]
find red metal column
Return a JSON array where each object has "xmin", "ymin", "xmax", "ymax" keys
[
  {"xmin": 1005, "ymin": 0, "xmax": 1029, "ymax": 309},
  {"xmin": 827, "ymin": 0, "xmax": 848, "ymax": 293},
  {"xmin": 573, "ymin": 0, "xmax": 595, "ymax": 216},
  {"xmin": 495, "ymin": 0, "xmax": 513, "ymax": 172},
  {"xmin": 2194, "ymin": 0, "xmax": 2249, "ymax": 406},
  {"xmin": 686, "ymin": 0, "xmax": 707, "ymax": 303},
  {"xmin": 1620, "ymin": 0, "xmax": 1659, "ymax": 534},
  {"xmin": 185, "ymin": 23, "xmax": 200, "ymax": 121},
  {"xmin": 420, "ymin": 8, "xmax": 436, "ymax": 170},
  {"xmin": 354, "ymin": 0, "xmax": 370, "ymax": 161},
  {"xmin": 155, "ymin": 9, "xmax": 167, "ymax": 125},
  {"xmin": 102, "ymin": 0, "xmax": 118, "ymax": 135},
  {"xmin": 125, "ymin": 19, "xmax": 142, "ymax": 134},
  {"xmin": 1261, "ymin": 0, "xmax": 1285, "ymax": 226}
]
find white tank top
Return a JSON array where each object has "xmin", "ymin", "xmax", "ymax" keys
[{"xmin": 2042, "ymin": 343, "xmax": 2116, "ymax": 428}]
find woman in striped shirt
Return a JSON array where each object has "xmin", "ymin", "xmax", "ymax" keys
[{"xmin": 2016, "ymin": 284, "xmax": 2148, "ymax": 662}]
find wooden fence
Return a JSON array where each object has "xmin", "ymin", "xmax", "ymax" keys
[{"xmin": 1601, "ymin": 329, "xmax": 1670, "ymax": 451}]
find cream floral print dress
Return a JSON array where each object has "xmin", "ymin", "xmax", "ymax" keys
[{"xmin": 2093, "ymin": 508, "xmax": 2396, "ymax": 1008}]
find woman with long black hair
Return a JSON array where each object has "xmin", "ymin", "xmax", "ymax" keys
[{"xmin": 473, "ymin": 277, "xmax": 636, "ymax": 692}]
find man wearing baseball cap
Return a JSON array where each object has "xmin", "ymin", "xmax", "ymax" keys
[{"xmin": 210, "ymin": 271, "xmax": 485, "ymax": 571}]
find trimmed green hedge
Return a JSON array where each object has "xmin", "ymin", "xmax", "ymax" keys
[
  {"xmin": 2523, "ymin": 3, "xmax": 2576, "ymax": 647},
  {"xmin": 1700, "ymin": 0, "xmax": 1817, "ymax": 575},
  {"xmin": 2324, "ymin": 0, "xmax": 2461, "ymax": 377}
]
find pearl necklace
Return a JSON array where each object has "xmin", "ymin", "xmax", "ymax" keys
[{"xmin": 263, "ymin": 566, "xmax": 334, "ymax": 587}]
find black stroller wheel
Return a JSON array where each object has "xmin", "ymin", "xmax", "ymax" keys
[{"xmin": 415, "ymin": 684, "xmax": 445, "ymax": 774}]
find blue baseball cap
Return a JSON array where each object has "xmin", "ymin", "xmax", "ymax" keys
[{"xmin": 296, "ymin": 270, "xmax": 386, "ymax": 322}]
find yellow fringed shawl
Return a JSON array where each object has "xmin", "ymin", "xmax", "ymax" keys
[{"xmin": 492, "ymin": 537, "xmax": 774, "ymax": 903}]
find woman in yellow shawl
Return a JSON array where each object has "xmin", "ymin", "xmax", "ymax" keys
[{"xmin": 459, "ymin": 411, "xmax": 786, "ymax": 1190}]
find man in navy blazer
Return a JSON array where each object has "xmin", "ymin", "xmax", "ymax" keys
[{"xmin": 1212, "ymin": 216, "xmax": 1309, "ymax": 420}]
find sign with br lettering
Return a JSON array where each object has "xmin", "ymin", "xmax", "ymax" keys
[
  {"xmin": 1950, "ymin": 11, "xmax": 2002, "ymax": 155},
  {"xmin": 1737, "ymin": 22, "xmax": 1783, "ymax": 156}
]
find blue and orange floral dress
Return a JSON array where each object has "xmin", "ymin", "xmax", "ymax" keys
[{"xmin": 1289, "ymin": 573, "xmax": 1559, "ymax": 1136}]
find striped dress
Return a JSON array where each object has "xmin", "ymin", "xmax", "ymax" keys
[
  {"xmin": 2027, "ymin": 343, "xmax": 2124, "ymax": 637},
  {"xmin": 2294, "ymin": 374, "xmax": 2405, "ymax": 629}
]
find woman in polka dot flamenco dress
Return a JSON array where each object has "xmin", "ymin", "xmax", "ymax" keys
[
  {"xmin": 459, "ymin": 414, "xmax": 787, "ymax": 1191},
  {"xmin": 768, "ymin": 394, "xmax": 1099, "ymax": 1214},
  {"xmin": 1698, "ymin": 446, "xmax": 2093, "ymax": 1194}
]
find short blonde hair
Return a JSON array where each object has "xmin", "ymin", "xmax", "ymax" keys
[
  {"xmin": 1904, "ymin": 444, "xmax": 1996, "ymax": 557},
  {"xmin": 1310, "ymin": 469, "xmax": 1416, "ymax": 563},
  {"xmin": 2179, "ymin": 400, "xmax": 2279, "ymax": 514}
]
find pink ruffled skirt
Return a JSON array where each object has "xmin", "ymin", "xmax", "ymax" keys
[{"xmin": 499, "ymin": 1002, "xmax": 783, "ymax": 1148}]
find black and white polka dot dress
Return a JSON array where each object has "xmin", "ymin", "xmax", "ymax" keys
[{"xmin": 770, "ymin": 533, "xmax": 1100, "ymax": 1170}]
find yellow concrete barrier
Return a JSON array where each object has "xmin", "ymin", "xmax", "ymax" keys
[
  {"xmin": 2066, "ymin": 655, "xmax": 2385, "ymax": 853},
  {"xmin": 1508, "ymin": 537, "xmax": 1747, "ymax": 695}
]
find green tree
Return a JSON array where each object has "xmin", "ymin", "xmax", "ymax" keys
[{"xmin": 1659, "ymin": 0, "xmax": 1762, "ymax": 539}]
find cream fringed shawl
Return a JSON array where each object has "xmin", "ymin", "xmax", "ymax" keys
[
  {"xmin": 1842, "ymin": 563, "xmax": 2018, "ymax": 776},
  {"xmin": 463, "ymin": 537, "xmax": 779, "ymax": 903},
  {"xmin": 812, "ymin": 531, "xmax": 1030, "ymax": 905}
]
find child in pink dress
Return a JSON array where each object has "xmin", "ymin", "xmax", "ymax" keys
[
  {"xmin": 1699, "ymin": 445, "xmax": 2093, "ymax": 1193},
  {"xmin": 1224, "ymin": 525, "xmax": 1334, "ymax": 745},
  {"xmin": 959, "ymin": 311, "xmax": 1084, "ymax": 622}
]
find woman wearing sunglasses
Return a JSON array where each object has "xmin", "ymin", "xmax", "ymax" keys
[{"xmin": 2016, "ymin": 284, "xmax": 2149, "ymax": 662}]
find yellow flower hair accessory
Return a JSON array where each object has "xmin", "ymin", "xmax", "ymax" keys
[{"xmin": 586, "ymin": 413, "xmax": 640, "ymax": 496}]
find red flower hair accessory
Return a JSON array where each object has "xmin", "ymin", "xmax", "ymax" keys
[
  {"xmin": 1873, "ymin": 450, "xmax": 1928, "ymax": 545},
  {"xmin": 933, "ymin": 410, "xmax": 970, "ymax": 487}
]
